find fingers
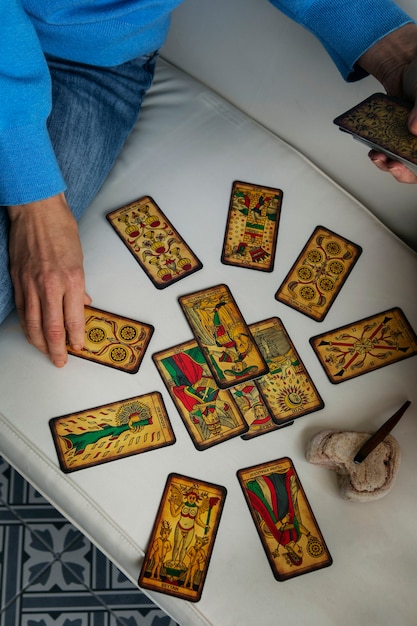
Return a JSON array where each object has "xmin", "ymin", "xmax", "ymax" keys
[
  {"xmin": 7, "ymin": 194, "xmax": 89, "ymax": 367},
  {"xmin": 367, "ymin": 78, "xmax": 417, "ymax": 184},
  {"xmin": 39, "ymin": 294, "xmax": 68, "ymax": 368},
  {"xmin": 368, "ymin": 150, "xmax": 417, "ymax": 184},
  {"xmin": 15, "ymin": 270, "xmax": 89, "ymax": 368},
  {"xmin": 45, "ymin": 271, "xmax": 86, "ymax": 367},
  {"xmin": 63, "ymin": 275, "xmax": 89, "ymax": 354},
  {"xmin": 361, "ymin": 37, "xmax": 417, "ymax": 184},
  {"xmin": 14, "ymin": 281, "xmax": 48, "ymax": 353}
]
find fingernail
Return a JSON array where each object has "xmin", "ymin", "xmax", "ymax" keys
[
  {"xmin": 72, "ymin": 344, "xmax": 83, "ymax": 351},
  {"xmin": 54, "ymin": 359, "xmax": 67, "ymax": 368},
  {"xmin": 368, "ymin": 153, "xmax": 385, "ymax": 167}
]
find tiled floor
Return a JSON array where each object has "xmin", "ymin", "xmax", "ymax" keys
[{"xmin": 0, "ymin": 456, "xmax": 179, "ymax": 626}]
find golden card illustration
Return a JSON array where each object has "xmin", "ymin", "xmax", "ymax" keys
[
  {"xmin": 178, "ymin": 284, "xmax": 268, "ymax": 389},
  {"xmin": 237, "ymin": 457, "xmax": 332, "ymax": 581},
  {"xmin": 250, "ymin": 317, "xmax": 323, "ymax": 425},
  {"xmin": 106, "ymin": 196, "xmax": 202, "ymax": 288},
  {"xmin": 230, "ymin": 381, "xmax": 293, "ymax": 439},
  {"xmin": 66, "ymin": 305, "xmax": 154, "ymax": 373},
  {"xmin": 275, "ymin": 226, "xmax": 362, "ymax": 321},
  {"xmin": 153, "ymin": 340, "xmax": 249, "ymax": 449},
  {"xmin": 49, "ymin": 393, "xmax": 175, "ymax": 472},
  {"xmin": 138, "ymin": 473, "xmax": 226, "ymax": 602},
  {"xmin": 310, "ymin": 307, "xmax": 417, "ymax": 383},
  {"xmin": 334, "ymin": 92, "xmax": 417, "ymax": 173},
  {"xmin": 221, "ymin": 180, "xmax": 283, "ymax": 271}
]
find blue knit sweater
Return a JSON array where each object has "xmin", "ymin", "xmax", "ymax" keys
[
  {"xmin": 1, "ymin": 0, "xmax": 413, "ymax": 206},
  {"xmin": 269, "ymin": 0, "xmax": 413, "ymax": 80}
]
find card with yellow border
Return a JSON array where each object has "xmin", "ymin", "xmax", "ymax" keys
[
  {"xmin": 230, "ymin": 380, "xmax": 293, "ymax": 439},
  {"xmin": 250, "ymin": 317, "xmax": 324, "ymax": 425},
  {"xmin": 153, "ymin": 340, "xmax": 249, "ymax": 449},
  {"xmin": 275, "ymin": 226, "xmax": 361, "ymax": 321},
  {"xmin": 66, "ymin": 305, "xmax": 154, "ymax": 373},
  {"xmin": 221, "ymin": 180, "xmax": 283, "ymax": 271},
  {"xmin": 106, "ymin": 196, "xmax": 202, "ymax": 288},
  {"xmin": 49, "ymin": 392, "xmax": 175, "ymax": 472},
  {"xmin": 138, "ymin": 473, "xmax": 226, "ymax": 602},
  {"xmin": 178, "ymin": 284, "xmax": 268, "ymax": 389},
  {"xmin": 237, "ymin": 457, "xmax": 332, "ymax": 581},
  {"xmin": 310, "ymin": 307, "xmax": 417, "ymax": 383}
]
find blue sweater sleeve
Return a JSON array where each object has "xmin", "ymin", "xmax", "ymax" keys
[
  {"xmin": 1, "ymin": 0, "xmax": 178, "ymax": 207},
  {"xmin": 1, "ymin": 2, "xmax": 66, "ymax": 206},
  {"xmin": 268, "ymin": 0, "xmax": 415, "ymax": 80},
  {"xmin": 2, "ymin": 0, "xmax": 415, "ymax": 207}
]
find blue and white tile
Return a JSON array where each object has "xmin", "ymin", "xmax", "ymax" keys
[{"xmin": 0, "ymin": 457, "xmax": 179, "ymax": 626}]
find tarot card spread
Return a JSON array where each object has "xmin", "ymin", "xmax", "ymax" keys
[
  {"xmin": 333, "ymin": 93, "xmax": 417, "ymax": 173},
  {"xmin": 178, "ymin": 284, "xmax": 269, "ymax": 389},
  {"xmin": 310, "ymin": 307, "xmax": 417, "ymax": 383},
  {"xmin": 221, "ymin": 180, "xmax": 283, "ymax": 271},
  {"xmin": 153, "ymin": 340, "xmax": 249, "ymax": 449},
  {"xmin": 250, "ymin": 317, "xmax": 324, "ymax": 424},
  {"xmin": 106, "ymin": 196, "xmax": 202, "ymax": 288},
  {"xmin": 275, "ymin": 226, "xmax": 362, "ymax": 321},
  {"xmin": 49, "ymin": 393, "xmax": 175, "ymax": 472},
  {"xmin": 139, "ymin": 473, "xmax": 226, "ymax": 602},
  {"xmin": 66, "ymin": 306, "xmax": 154, "ymax": 373},
  {"xmin": 237, "ymin": 458, "xmax": 332, "ymax": 581}
]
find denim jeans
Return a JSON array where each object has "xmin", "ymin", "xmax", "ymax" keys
[{"xmin": 0, "ymin": 51, "xmax": 158, "ymax": 324}]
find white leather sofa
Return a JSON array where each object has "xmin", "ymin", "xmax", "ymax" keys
[
  {"xmin": 1, "ymin": 2, "xmax": 417, "ymax": 625},
  {"xmin": 164, "ymin": 0, "xmax": 417, "ymax": 251}
]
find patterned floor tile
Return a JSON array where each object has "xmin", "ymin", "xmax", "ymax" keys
[{"xmin": 0, "ymin": 457, "xmax": 179, "ymax": 626}]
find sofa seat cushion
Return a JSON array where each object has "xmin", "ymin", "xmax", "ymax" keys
[{"xmin": 0, "ymin": 59, "xmax": 416, "ymax": 626}]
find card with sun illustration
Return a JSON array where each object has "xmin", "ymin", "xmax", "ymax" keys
[{"xmin": 249, "ymin": 317, "xmax": 324, "ymax": 425}]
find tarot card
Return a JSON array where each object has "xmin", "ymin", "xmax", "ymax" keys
[
  {"xmin": 221, "ymin": 180, "xmax": 283, "ymax": 271},
  {"xmin": 178, "ymin": 284, "xmax": 269, "ymax": 389},
  {"xmin": 49, "ymin": 393, "xmax": 175, "ymax": 473},
  {"xmin": 333, "ymin": 92, "xmax": 417, "ymax": 174},
  {"xmin": 106, "ymin": 196, "xmax": 202, "ymax": 288},
  {"xmin": 275, "ymin": 226, "xmax": 362, "ymax": 321},
  {"xmin": 231, "ymin": 381, "xmax": 293, "ymax": 439},
  {"xmin": 237, "ymin": 457, "xmax": 332, "ymax": 581},
  {"xmin": 153, "ymin": 340, "xmax": 248, "ymax": 449},
  {"xmin": 310, "ymin": 307, "xmax": 417, "ymax": 384},
  {"xmin": 66, "ymin": 305, "xmax": 154, "ymax": 373},
  {"xmin": 250, "ymin": 317, "xmax": 323, "ymax": 425},
  {"xmin": 138, "ymin": 473, "xmax": 226, "ymax": 602}
]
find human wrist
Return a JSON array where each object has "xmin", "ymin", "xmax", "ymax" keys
[
  {"xmin": 7, "ymin": 193, "xmax": 69, "ymax": 222},
  {"xmin": 358, "ymin": 23, "xmax": 417, "ymax": 97}
]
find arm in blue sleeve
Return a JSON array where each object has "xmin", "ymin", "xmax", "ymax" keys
[
  {"xmin": 268, "ymin": 0, "xmax": 415, "ymax": 80},
  {"xmin": 0, "ymin": 2, "xmax": 65, "ymax": 205}
]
